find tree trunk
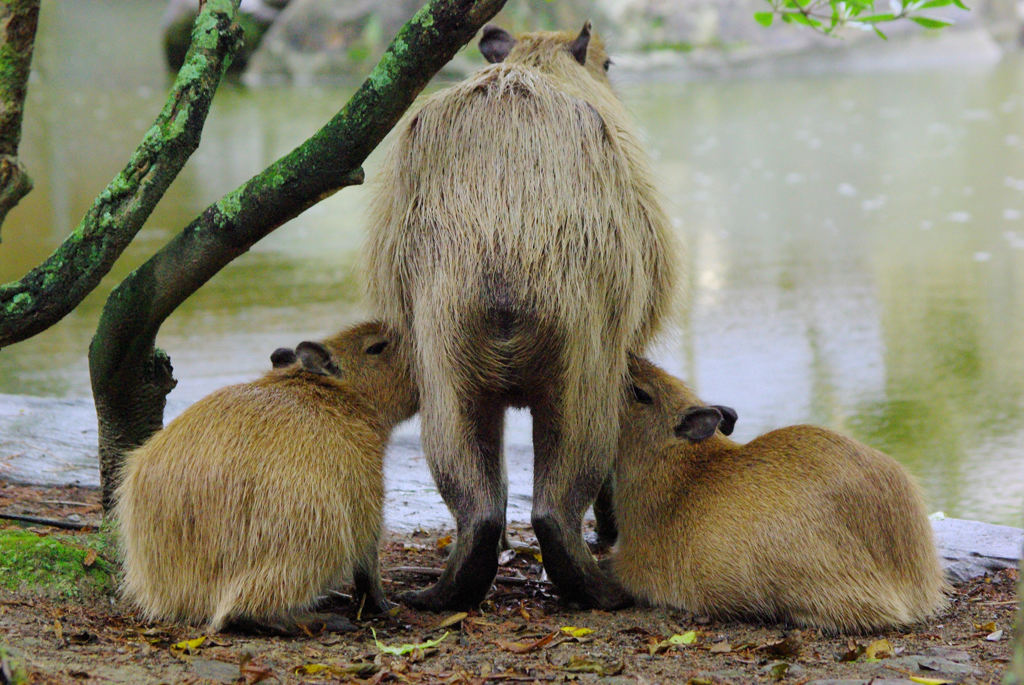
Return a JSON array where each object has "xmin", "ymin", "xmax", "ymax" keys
[
  {"xmin": 0, "ymin": 0, "xmax": 241, "ymax": 348},
  {"xmin": 89, "ymin": 0, "xmax": 508, "ymax": 515},
  {"xmin": 93, "ymin": 349, "xmax": 177, "ymax": 512},
  {"xmin": 0, "ymin": 0, "xmax": 39, "ymax": 231}
]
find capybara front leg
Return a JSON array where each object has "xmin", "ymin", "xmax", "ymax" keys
[{"xmin": 353, "ymin": 536, "xmax": 392, "ymax": 616}]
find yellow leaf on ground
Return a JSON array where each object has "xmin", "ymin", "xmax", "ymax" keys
[
  {"xmin": 295, "ymin": 664, "xmax": 329, "ymax": 675},
  {"xmin": 560, "ymin": 626, "xmax": 593, "ymax": 638},
  {"xmin": 909, "ymin": 677, "xmax": 951, "ymax": 685},
  {"xmin": 172, "ymin": 636, "xmax": 205, "ymax": 652},
  {"xmin": 436, "ymin": 535, "xmax": 452, "ymax": 549},
  {"xmin": 668, "ymin": 631, "xmax": 698, "ymax": 645},
  {"xmin": 864, "ymin": 638, "xmax": 893, "ymax": 659}
]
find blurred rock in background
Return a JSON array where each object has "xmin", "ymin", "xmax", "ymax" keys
[{"xmin": 162, "ymin": 0, "xmax": 1018, "ymax": 83}]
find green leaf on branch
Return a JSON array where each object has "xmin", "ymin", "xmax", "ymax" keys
[
  {"xmin": 755, "ymin": 11, "xmax": 775, "ymax": 26},
  {"xmin": 911, "ymin": 15, "xmax": 952, "ymax": 27},
  {"xmin": 789, "ymin": 12, "xmax": 823, "ymax": 26}
]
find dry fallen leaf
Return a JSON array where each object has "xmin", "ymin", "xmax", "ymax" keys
[
  {"xmin": 436, "ymin": 535, "xmax": 452, "ymax": 549},
  {"xmin": 761, "ymin": 634, "xmax": 801, "ymax": 659},
  {"xmin": 82, "ymin": 548, "xmax": 97, "ymax": 568},
  {"xmin": 864, "ymin": 638, "xmax": 893, "ymax": 660},
  {"xmin": 985, "ymin": 629, "xmax": 1003, "ymax": 642},
  {"xmin": 709, "ymin": 641, "xmax": 732, "ymax": 653},
  {"xmin": 839, "ymin": 640, "xmax": 865, "ymax": 662},
  {"xmin": 974, "ymin": 621, "xmax": 996, "ymax": 632},
  {"xmin": 560, "ymin": 655, "xmax": 624, "ymax": 676},
  {"xmin": 494, "ymin": 631, "xmax": 558, "ymax": 654},
  {"xmin": 241, "ymin": 660, "xmax": 275, "ymax": 685},
  {"xmin": 435, "ymin": 612, "xmax": 468, "ymax": 629}
]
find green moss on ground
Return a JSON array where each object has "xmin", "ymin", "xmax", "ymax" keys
[{"xmin": 0, "ymin": 527, "xmax": 116, "ymax": 599}]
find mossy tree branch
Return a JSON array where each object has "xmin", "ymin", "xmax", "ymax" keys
[
  {"xmin": 0, "ymin": 0, "xmax": 243, "ymax": 347},
  {"xmin": 88, "ymin": 0, "xmax": 508, "ymax": 512},
  {"xmin": 0, "ymin": 0, "xmax": 39, "ymax": 234}
]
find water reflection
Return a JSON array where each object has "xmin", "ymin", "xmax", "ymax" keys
[{"xmin": 0, "ymin": 1, "xmax": 1021, "ymax": 526}]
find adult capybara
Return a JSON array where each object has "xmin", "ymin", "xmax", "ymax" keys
[
  {"xmin": 364, "ymin": 23, "xmax": 678, "ymax": 611},
  {"xmin": 610, "ymin": 357, "xmax": 948, "ymax": 633},
  {"xmin": 114, "ymin": 322, "xmax": 417, "ymax": 632}
]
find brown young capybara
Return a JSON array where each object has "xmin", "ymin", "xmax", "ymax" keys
[
  {"xmin": 364, "ymin": 23, "xmax": 679, "ymax": 611},
  {"xmin": 610, "ymin": 357, "xmax": 948, "ymax": 633},
  {"xmin": 114, "ymin": 322, "xmax": 418, "ymax": 633}
]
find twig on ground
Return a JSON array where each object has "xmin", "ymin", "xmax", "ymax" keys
[
  {"xmin": 390, "ymin": 566, "xmax": 545, "ymax": 587},
  {"xmin": 0, "ymin": 512, "xmax": 91, "ymax": 530}
]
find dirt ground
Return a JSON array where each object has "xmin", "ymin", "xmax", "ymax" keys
[{"xmin": 0, "ymin": 483, "xmax": 1017, "ymax": 684}]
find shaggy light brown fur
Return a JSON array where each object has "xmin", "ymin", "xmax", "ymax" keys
[
  {"xmin": 364, "ymin": 24, "xmax": 679, "ymax": 611},
  {"xmin": 114, "ymin": 322, "xmax": 417, "ymax": 632},
  {"xmin": 611, "ymin": 358, "xmax": 948, "ymax": 633}
]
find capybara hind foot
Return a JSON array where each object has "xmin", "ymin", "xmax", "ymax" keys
[
  {"xmin": 399, "ymin": 583, "xmax": 486, "ymax": 612},
  {"xmin": 567, "ymin": 574, "xmax": 634, "ymax": 610}
]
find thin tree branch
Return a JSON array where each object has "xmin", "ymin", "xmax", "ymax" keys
[
  {"xmin": 94, "ymin": 0, "xmax": 508, "ymax": 356},
  {"xmin": 89, "ymin": 0, "xmax": 509, "ymax": 512},
  {"xmin": 0, "ymin": 0, "xmax": 39, "ymax": 232},
  {"xmin": 0, "ymin": 0, "xmax": 243, "ymax": 348},
  {"xmin": 0, "ymin": 512, "xmax": 91, "ymax": 530}
]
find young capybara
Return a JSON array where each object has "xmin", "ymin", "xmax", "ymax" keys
[
  {"xmin": 114, "ymin": 322, "xmax": 418, "ymax": 632},
  {"xmin": 610, "ymin": 357, "xmax": 948, "ymax": 633},
  {"xmin": 364, "ymin": 23, "xmax": 679, "ymax": 611}
]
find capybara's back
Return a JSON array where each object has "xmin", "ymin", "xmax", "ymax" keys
[
  {"xmin": 612, "ymin": 359, "xmax": 948, "ymax": 632},
  {"xmin": 364, "ymin": 25, "xmax": 679, "ymax": 610},
  {"xmin": 115, "ymin": 322, "xmax": 417, "ymax": 631}
]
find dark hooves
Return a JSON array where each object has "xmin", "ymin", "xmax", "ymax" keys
[{"xmin": 399, "ymin": 587, "xmax": 480, "ymax": 613}]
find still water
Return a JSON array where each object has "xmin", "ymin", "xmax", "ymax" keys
[{"xmin": 1, "ymin": 2, "xmax": 1022, "ymax": 527}]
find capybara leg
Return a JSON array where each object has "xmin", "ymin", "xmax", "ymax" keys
[
  {"xmin": 400, "ymin": 394, "xmax": 506, "ymax": 611},
  {"xmin": 530, "ymin": 381, "xmax": 632, "ymax": 610},
  {"xmin": 353, "ymin": 538, "xmax": 392, "ymax": 616},
  {"xmin": 592, "ymin": 475, "xmax": 618, "ymax": 549}
]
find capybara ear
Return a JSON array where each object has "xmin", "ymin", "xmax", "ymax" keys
[
  {"xmin": 674, "ymin": 406, "xmax": 722, "ymax": 442},
  {"xmin": 296, "ymin": 341, "xmax": 341, "ymax": 377},
  {"xmin": 630, "ymin": 384, "xmax": 653, "ymax": 405},
  {"xmin": 364, "ymin": 338, "xmax": 389, "ymax": 355},
  {"xmin": 480, "ymin": 25, "xmax": 516, "ymax": 63},
  {"xmin": 711, "ymin": 405, "xmax": 738, "ymax": 435},
  {"xmin": 567, "ymin": 21, "xmax": 592, "ymax": 66},
  {"xmin": 270, "ymin": 347, "xmax": 297, "ymax": 368}
]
